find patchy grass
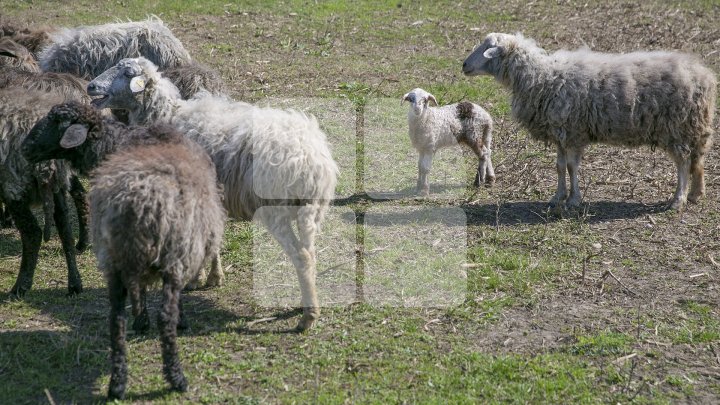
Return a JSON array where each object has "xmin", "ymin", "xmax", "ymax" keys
[{"xmin": 2, "ymin": 0, "xmax": 720, "ymax": 403}]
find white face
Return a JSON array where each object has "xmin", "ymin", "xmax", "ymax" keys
[
  {"xmin": 86, "ymin": 58, "xmax": 147, "ymax": 111},
  {"xmin": 403, "ymin": 88, "xmax": 435, "ymax": 116},
  {"xmin": 462, "ymin": 33, "xmax": 504, "ymax": 77}
]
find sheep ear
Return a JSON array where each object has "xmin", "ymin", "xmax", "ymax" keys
[
  {"xmin": 427, "ymin": 95, "xmax": 438, "ymax": 106},
  {"xmin": 60, "ymin": 124, "xmax": 88, "ymax": 149},
  {"xmin": 401, "ymin": 92, "xmax": 411, "ymax": 104},
  {"xmin": 0, "ymin": 50, "xmax": 17, "ymax": 58},
  {"xmin": 129, "ymin": 76, "xmax": 146, "ymax": 93},
  {"xmin": 483, "ymin": 46, "xmax": 502, "ymax": 59}
]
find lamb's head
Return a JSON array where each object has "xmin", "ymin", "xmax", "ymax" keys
[
  {"xmin": 87, "ymin": 57, "xmax": 161, "ymax": 111},
  {"xmin": 23, "ymin": 101, "xmax": 103, "ymax": 164},
  {"xmin": 402, "ymin": 88, "xmax": 438, "ymax": 116},
  {"xmin": 462, "ymin": 33, "xmax": 518, "ymax": 77}
]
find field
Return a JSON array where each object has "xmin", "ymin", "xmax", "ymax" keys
[{"xmin": 1, "ymin": 0, "xmax": 720, "ymax": 403}]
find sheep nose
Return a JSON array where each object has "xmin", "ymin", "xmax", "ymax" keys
[
  {"xmin": 87, "ymin": 82, "xmax": 96, "ymax": 93},
  {"xmin": 462, "ymin": 62, "xmax": 467, "ymax": 70}
]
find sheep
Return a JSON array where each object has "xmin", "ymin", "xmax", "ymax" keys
[
  {"xmin": 159, "ymin": 62, "xmax": 227, "ymax": 99},
  {"xmin": 24, "ymin": 111, "xmax": 225, "ymax": 399},
  {"xmin": 402, "ymin": 87, "xmax": 495, "ymax": 195},
  {"xmin": 38, "ymin": 17, "xmax": 192, "ymax": 80},
  {"xmin": 0, "ymin": 38, "xmax": 91, "ymax": 250},
  {"xmin": 462, "ymin": 33, "xmax": 717, "ymax": 210},
  {"xmin": 0, "ymin": 87, "xmax": 82, "ymax": 296},
  {"xmin": 88, "ymin": 57, "xmax": 339, "ymax": 331},
  {"xmin": 0, "ymin": 23, "xmax": 53, "ymax": 56}
]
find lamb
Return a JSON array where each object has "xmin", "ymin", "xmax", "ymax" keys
[
  {"xmin": 24, "ymin": 110, "xmax": 225, "ymax": 399},
  {"xmin": 0, "ymin": 87, "xmax": 82, "ymax": 296},
  {"xmin": 38, "ymin": 17, "xmax": 191, "ymax": 80},
  {"xmin": 0, "ymin": 38, "xmax": 91, "ymax": 249},
  {"xmin": 402, "ymin": 88, "xmax": 495, "ymax": 195},
  {"xmin": 462, "ymin": 33, "xmax": 717, "ymax": 210},
  {"xmin": 88, "ymin": 57, "xmax": 339, "ymax": 331}
]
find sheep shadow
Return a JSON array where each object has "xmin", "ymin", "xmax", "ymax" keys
[
  {"xmin": 463, "ymin": 199, "xmax": 670, "ymax": 227},
  {"xmin": 0, "ymin": 286, "xmax": 243, "ymax": 403}
]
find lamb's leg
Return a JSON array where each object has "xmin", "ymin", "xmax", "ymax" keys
[
  {"xmin": 204, "ymin": 253, "xmax": 224, "ymax": 287},
  {"xmin": 484, "ymin": 145, "xmax": 496, "ymax": 186},
  {"xmin": 7, "ymin": 200, "xmax": 42, "ymax": 297},
  {"xmin": 158, "ymin": 275, "xmax": 187, "ymax": 392},
  {"xmin": 69, "ymin": 175, "xmax": 90, "ymax": 252},
  {"xmin": 262, "ymin": 211, "xmax": 319, "ymax": 331},
  {"xmin": 565, "ymin": 146, "xmax": 584, "ymax": 209},
  {"xmin": 469, "ymin": 142, "xmax": 494, "ymax": 187},
  {"xmin": 688, "ymin": 146, "xmax": 708, "ymax": 203},
  {"xmin": 107, "ymin": 271, "xmax": 128, "ymax": 400},
  {"xmin": 549, "ymin": 145, "xmax": 568, "ymax": 210},
  {"xmin": 417, "ymin": 151, "xmax": 433, "ymax": 196},
  {"xmin": 130, "ymin": 286, "xmax": 150, "ymax": 333},
  {"xmin": 52, "ymin": 190, "xmax": 82, "ymax": 295},
  {"xmin": 671, "ymin": 154, "xmax": 690, "ymax": 210}
]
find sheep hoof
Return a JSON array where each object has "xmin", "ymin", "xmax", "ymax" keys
[
  {"xmin": 687, "ymin": 191, "xmax": 703, "ymax": 204},
  {"xmin": 107, "ymin": 384, "xmax": 126, "ymax": 400},
  {"xmin": 485, "ymin": 176, "xmax": 496, "ymax": 187},
  {"xmin": 9, "ymin": 284, "xmax": 29, "ymax": 299},
  {"xmin": 295, "ymin": 311, "xmax": 319, "ymax": 332},
  {"xmin": 132, "ymin": 312, "xmax": 150, "ymax": 333},
  {"xmin": 75, "ymin": 240, "xmax": 89, "ymax": 253},
  {"xmin": 169, "ymin": 374, "xmax": 188, "ymax": 392},
  {"xmin": 670, "ymin": 199, "xmax": 685, "ymax": 211},
  {"xmin": 204, "ymin": 273, "xmax": 224, "ymax": 288},
  {"xmin": 67, "ymin": 283, "xmax": 83, "ymax": 297}
]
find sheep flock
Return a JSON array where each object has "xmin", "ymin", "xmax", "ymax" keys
[{"xmin": 0, "ymin": 11, "xmax": 716, "ymax": 400}]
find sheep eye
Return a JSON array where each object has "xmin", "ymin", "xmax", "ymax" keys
[{"xmin": 59, "ymin": 120, "xmax": 71, "ymax": 129}]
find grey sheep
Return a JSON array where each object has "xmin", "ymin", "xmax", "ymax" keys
[
  {"xmin": 463, "ymin": 33, "xmax": 716, "ymax": 210},
  {"xmin": 0, "ymin": 87, "xmax": 82, "ymax": 296},
  {"xmin": 0, "ymin": 38, "xmax": 90, "ymax": 248},
  {"xmin": 402, "ymin": 87, "xmax": 495, "ymax": 195},
  {"xmin": 25, "ymin": 114, "xmax": 225, "ymax": 399}
]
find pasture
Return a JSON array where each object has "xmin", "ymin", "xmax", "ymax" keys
[{"xmin": 1, "ymin": 0, "xmax": 719, "ymax": 403}]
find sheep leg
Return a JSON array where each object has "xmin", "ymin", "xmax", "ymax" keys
[
  {"xmin": 469, "ymin": 142, "xmax": 494, "ymax": 187},
  {"xmin": 204, "ymin": 253, "xmax": 224, "ymax": 287},
  {"xmin": 41, "ymin": 185, "xmax": 54, "ymax": 242},
  {"xmin": 671, "ymin": 154, "xmax": 690, "ymax": 210},
  {"xmin": 69, "ymin": 175, "xmax": 90, "ymax": 253},
  {"xmin": 565, "ymin": 146, "xmax": 584, "ymax": 208},
  {"xmin": 52, "ymin": 190, "xmax": 82, "ymax": 296},
  {"xmin": 417, "ymin": 151, "xmax": 433, "ymax": 196},
  {"xmin": 549, "ymin": 145, "xmax": 568, "ymax": 210},
  {"xmin": 688, "ymin": 149, "xmax": 707, "ymax": 203},
  {"xmin": 262, "ymin": 211, "xmax": 319, "ymax": 331},
  {"xmin": 484, "ymin": 146, "xmax": 496, "ymax": 186},
  {"xmin": 7, "ymin": 200, "xmax": 42, "ymax": 297},
  {"xmin": 130, "ymin": 286, "xmax": 150, "ymax": 333},
  {"xmin": 107, "ymin": 271, "xmax": 128, "ymax": 400},
  {"xmin": 158, "ymin": 275, "xmax": 188, "ymax": 392}
]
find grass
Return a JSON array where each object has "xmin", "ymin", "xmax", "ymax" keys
[{"xmin": 2, "ymin": 0, "xmax": 720, "ymax": 403}]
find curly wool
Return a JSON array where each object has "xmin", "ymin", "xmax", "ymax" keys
[{"xmin": 39, "ymin": 17, "xmax": 191, "ymax": 80}]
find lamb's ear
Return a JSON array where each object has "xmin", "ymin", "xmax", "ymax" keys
[
  {"xmin": 60, "ymin": 124, "xmax": 88, "ymax": 149},
  {"xmin": 427, "ymin": 94, "xmax": 438, "ymax": 106},
  {"xmin": 129, "ymin": 75, "xmax": 146, "ymax": 93},
  {"xmin": 483, "ymin": 46, "xmax": 503, "ymax": 59}
]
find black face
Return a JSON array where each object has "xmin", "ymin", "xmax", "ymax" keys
[{"xmin": 22, "ymin": 103, "xmax": 85, "ymax": 163}]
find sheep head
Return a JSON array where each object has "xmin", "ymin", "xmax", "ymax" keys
[
  {"xmin": 0, "ymin": 37, "xmax": 39, "ymax": 72},
  {"xmin": 462, "ymin": 33, "xmax": 517, "ymax": 77},
  {"xmin": 402, "ymin": 88, "xmax": 438, "ymax": 116},
  {"xmin": 23, "ymin": 101, "xmax": 102, "ymax": 164},
  {"xmin": 87, "ymin": 57, "xmax": 160, "ymax": 111}
]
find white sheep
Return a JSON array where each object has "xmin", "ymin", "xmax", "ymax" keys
[
  {"xmin": 402, "ymin": 88, "xmax": 495, "ymax": 195},
  {"xmin": 463, "ymin": 33, "xmax": 717, "ymax": 210},
  {"xmin": 88, "ymin": 57, "xmax": 339, "ymax": 331}
]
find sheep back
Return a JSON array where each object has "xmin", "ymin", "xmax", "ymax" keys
[
  {"xmin": 0, "ymin": 87, "xmax": 72, "ymax": 202},
  {"xmin": 90, "ymin": 126, "xmax": 225, "ymax": 287},
  {"xmin": 501, "ymin": 36, "xmax": 716, "ymax": 154},
  {"xmin": 39, "ymin": 17, "xmax": 192, "ymax": 79}
]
